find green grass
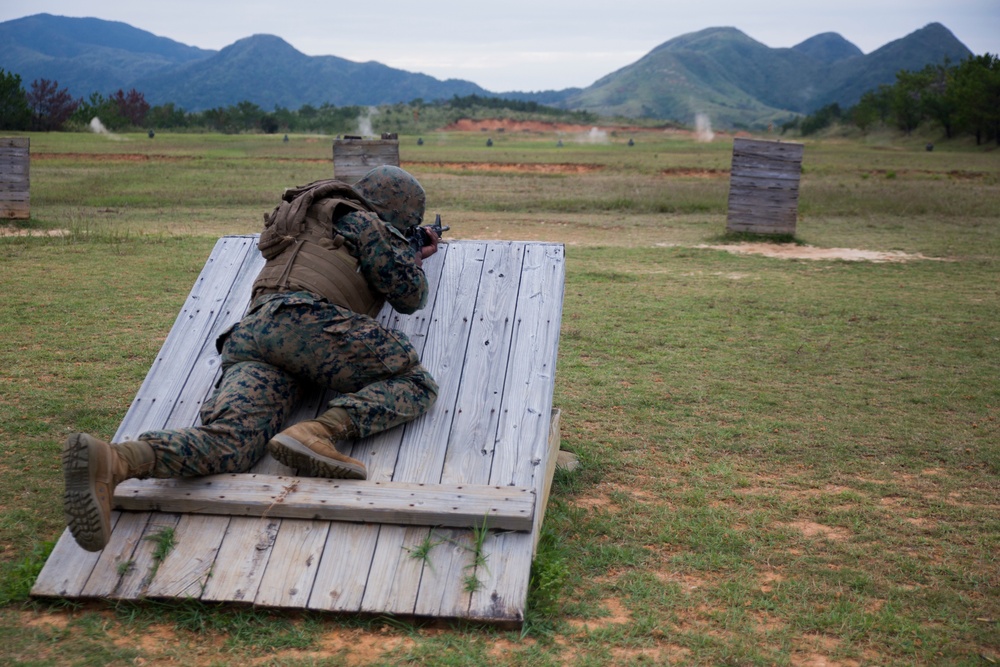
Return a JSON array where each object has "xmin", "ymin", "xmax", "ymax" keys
[{"xmin": 1, "ymin": 128, "xmax": 998, "ymax": 665}]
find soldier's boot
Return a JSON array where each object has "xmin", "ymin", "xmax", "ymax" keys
[
  {"xmin": 63, "ymin": 433, "xmax": 155, "ymax": 552},
  {"xmin": 267, "ymin": 408, "xmax": 366, "ymax": 480}
]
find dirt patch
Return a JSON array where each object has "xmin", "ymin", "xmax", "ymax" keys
[
  {"xmin": 791, "ymin": 633, "xmax": 859, "ymax": 667},
  {"xmin": 654, "ymin": 570, "xmax": 712, "ymax": 592},
  {"xmin": 443, "ymin": 118, "xmax": 658, "ymax": 134},
  {"xmin": 569, "ymin": 491, "xmax": 618, "ymax": 512},
  {"xmin": 567, "ymin": 597, "xmax": 631, "ymax": 632},
  {"xmin": 695, "ymin": 242, "xmax": 946, "ymax": 263},
  {"xmin": 32, "ymin": 153, "xmax": 193, "ymax": 162},
  {"xmin": 781, "ymin": 521, "xmax": 852, "ymax": 541},
  {"xmin": 1, "ymin": 225, "xmax": 69, "ymax": 237},
  {"xmin": 759, "ymin": 570, "xmax": 786, "ymax": 593},
  {"xmin": 414, "ymin": 161, "xmax": 602, "ymax": 174}
]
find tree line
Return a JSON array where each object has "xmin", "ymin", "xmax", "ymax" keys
[
  {"xmin": 2, "ymin": 53, "xmax": 997, "ymax": 141},
  {"xmin": 0, "ymin": 69, "xmax": 597, "ymax": 135},
  {"xmin": 787, "ymin": 53, "xmax": 1000, "ymax": 145}
]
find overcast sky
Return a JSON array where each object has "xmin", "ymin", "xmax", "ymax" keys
[{"xmin": 4, "ymin": 1, "xmax": 998, "ymax": 91}]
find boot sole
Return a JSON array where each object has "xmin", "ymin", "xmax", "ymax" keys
[
  {"xmin": 62, "ymin": 434, "xmax": 111, "ymax": 552},
  {"xmin": 268, "ymin": 435, "xmax": 367, "ymax": 480}
]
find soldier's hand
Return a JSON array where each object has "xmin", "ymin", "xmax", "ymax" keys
[
  {"xmin": 417, "ymin": 228, "xmax": 439, "ymax": 265},
  {"xmin": 421, "ymin": 228, "xmax": 439, "ymax": 255}
]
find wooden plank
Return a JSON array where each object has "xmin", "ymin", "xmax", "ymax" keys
[
  {"xmin": 389, "ymin": 242, "xmax": 488, "ymax": 483},
  {"xmin": 487, "ymin": 243, "xmax": 565, "ymax": 488},
  {"xmin": 413, "ymin": 242, "xmax": 527, "ymax": 617},
  {"xmin": 255, "ymin": 519, "xmax": 330, "ymax": 607},
  {"xmin": 351, "ymin": 244, "xmax": 457, "ymax": 479},
  {"xmin": 467, "ymin": 532, "xmax": 533, "ymax": 623},
  {"xmin": 732, "ymin": 137, "xmax": 804, "ymax": 162},
  {"xmin": 80, "ymin": 511, "xmax": 155, "ymax": 598},
  {"xmin": 113, "ymin": 513, "xmax": 182, "ymax": 599},
  {"xmin": 115, "ymin": 475, "xmax": 536, "ymax": 531},
  {"xmin": 440, "ymin": 242, "xmax": 525, "ymax": 485},
  {"xmin": 470, "ymin": 243, "xmax": 565, "ymax": 622},
  {"xmin": 729, "ymin": 175, "xmax": 801, "ymax": 191},
  {"xmin": 31, "ymin": 516, "xmax": 120, "ymax": 597},
  {"xmin": 145, "ymin": 514, "xmax": 230, "ymax": 599},
  {"xmin": 412, "ymin": 527, "xmax": 479, "ymax": 618},
  {"xmin": 534, "ymin": 409, "xmax": 562, "ymax": 554},
  {"xmin": 307, "ymin": 522, "xmax": 384, "ymax": 611},
  {"xmin": 359, "ymin": 525, "xmax": 428, "ymax": 614},
  {"xmin": 200, "ymin": 515, "xmax": 281, "ymax": 602}
]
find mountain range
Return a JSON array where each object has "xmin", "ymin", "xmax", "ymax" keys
[{"xmin": 0, "ymin": 13, "xmax": 974, "ymax": 128}]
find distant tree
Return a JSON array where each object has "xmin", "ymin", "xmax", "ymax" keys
[
  {"xmin": 849, "ymin": 92, "xmax": 881, "ymax": 133},
  {"xmin": 259, "ymin": 113, "xmax": 279, "ymax": 134},
  {"xmin": 800, "ymin": 103, "xmax": 841, "ymax": 135},
  {"xmin": 0, "ymin": 68, "xmax": 31, "ymax": 130},
  {"xmin": 917, "ymin": 62, "xmax": 960, "ymax": 138},
  {"xmin": 779, "ymin": 116, "xmax": 800, "ymax": 135},
  {"xmin": 952, "ymin": 54, "xmax": 1000, "ymax": 145},
  {"xmin": 147, "ymin": 102, "xmax": 189, "ymax": 129},
  {"xmin": 271, "ymin": 105, "xmax": 296, "ymax": 132},
  {"xmin": 202, "ymin": 107, "xmax": 237, "ymax": 133},
  {"xmin": 233, "ymin": 101, "xmax": 264, "ymax": 132},
  {"xmin": 112, "ymin": 88, "xmax": 150, "ymax": 127},
  {"xmin": 891, "ymin": 69, "xmax": 930, "ymax": 135},
  {"xmin": 27, "ymin": 79, "xmax": 80, "ymax": 131}
]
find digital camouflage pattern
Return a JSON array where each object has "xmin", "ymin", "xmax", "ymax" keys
[
  {"xmin": 140, "ymin": 291, "xmax": 438, "ymax": 476},
  {"xmin": 333, "ymin": 208, "xmax": 429, "ymax": 313},
  {"xmin": 353, "ymin": 165, "xmax": 425, "ymax": 231},
  {"xmin": 137, "ymin": 168, "xmax": 436, "ymax": 477}
]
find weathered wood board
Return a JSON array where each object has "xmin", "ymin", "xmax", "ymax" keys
[
  {"xmin": 115, "ymin": 475, "xmax": 536, "ymax": 531},
  {"xmin": 0, "ymin": 136, "xmax": 30, "ymax": 219},
  {"xmin": 333, "ymin": 138, "xmax": 400, "ymax": 183},
  {"xmin": 32, "ymin": 236, "xmax": 565, "ymax": 627},
  {"xmin": 726, "ymin": 138, "xmax": 804, "ymax": 235}
]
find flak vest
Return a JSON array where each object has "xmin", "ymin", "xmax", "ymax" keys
[{"xmin": 252, "ymin": 197, "xmax": 383, "ymax": 318}]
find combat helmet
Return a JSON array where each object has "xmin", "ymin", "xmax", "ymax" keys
[{"xmin": 353, "ymin": 166, "xmax": 425, "ymax": 231}]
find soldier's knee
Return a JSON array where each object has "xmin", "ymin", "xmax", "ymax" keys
[{"xmin": 412, "ymin": 366, "xmax": 438, "ymax": 407}]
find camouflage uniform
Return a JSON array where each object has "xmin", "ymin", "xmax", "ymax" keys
[{"xmin": 138, "ymin": 167, "xmax": 438, "ymax": 477}]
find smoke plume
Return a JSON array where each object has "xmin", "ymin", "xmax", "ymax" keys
[
  {"xmin": 88, "ymin": 117, "xmax": 125, "ymax": 141},
  {"xmin": 356, "ymin": 107, "xmax": 379, "ymax": 136},
  {"xmin": 695, "ymin": 113, "xmax": 715, "ymax": 142}
]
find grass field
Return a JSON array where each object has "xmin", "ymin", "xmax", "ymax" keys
[{"xmin": 1, "ymin": 127, "xmax": 998, "ymax": 666}]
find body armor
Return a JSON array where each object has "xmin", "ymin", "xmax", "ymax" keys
[{"xmin": 252, "ymin": 187, "xmax": 383, "ymax": 317}]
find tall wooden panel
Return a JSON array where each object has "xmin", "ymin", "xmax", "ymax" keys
[
  {"xmin": 726, "ymin": 138, "xmax": 803, "ymax": 236},
  {"xmin": 333, "ymin": 135, "xmax": 400, "ymax": 183},
  {"xmin": 0, "ymin": 137, "xmax": 30, "ymax": 220}
]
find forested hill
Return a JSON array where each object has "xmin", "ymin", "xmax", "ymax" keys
[{"xmin": 560, "ymin": 23, "xmax": 973, "ymax": 128}]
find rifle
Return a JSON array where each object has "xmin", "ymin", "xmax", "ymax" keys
[{"xmin": 407, "ymin": 214, "xmax": 449, "ymax": 255}]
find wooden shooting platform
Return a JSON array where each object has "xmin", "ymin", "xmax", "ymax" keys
[{"xmin": 32, "ymin": 236, "xmax": 566, "ymax": 627}]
